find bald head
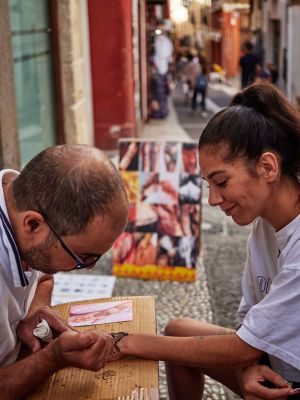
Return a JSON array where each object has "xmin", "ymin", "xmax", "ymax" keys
[
  {"xmin": 46, "ymin": 144, "xmax": 114, "ymax": 173},
  {"xmin": 12, "ymin": 144, "xmax": 128, "ymax": 235}
]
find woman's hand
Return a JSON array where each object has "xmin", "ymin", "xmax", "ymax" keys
[{"xmin": 239, "ymin": 365, "xmax": 299, "ymax": 400}]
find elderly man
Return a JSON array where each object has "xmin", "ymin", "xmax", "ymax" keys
[{"xmin": 0, "ymin": 144, "xmax": 128, "ymax": 399}]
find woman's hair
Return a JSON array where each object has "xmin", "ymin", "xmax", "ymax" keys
[{"xmin": 198, "ymin": 82, "xmax": 300, "ymax": 180}]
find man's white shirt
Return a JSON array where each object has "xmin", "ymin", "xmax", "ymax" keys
[{"xmin": 0, "ymin": 169, "xmax": 42, "ymax": 365}]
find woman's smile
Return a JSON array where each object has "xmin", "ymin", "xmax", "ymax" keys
[{"xmin": 223, "ymin": 204, "xmax": 237, "ymax": 217}]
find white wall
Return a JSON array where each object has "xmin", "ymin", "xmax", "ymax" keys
[
  {"xmin": 287, "ymin": 5, "xmax": 300, "ymax": 103},
  {"xmin": 81, "ymin": 0, "xmax": 94, "ymax": 144},
  {"xmin": 262, "ymin": 0, "xmax": 287, "ymax": 89}
]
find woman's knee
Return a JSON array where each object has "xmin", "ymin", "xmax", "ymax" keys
[{"xmin": 164, "ymin": 317, "xmax": 204, "ymax": 337}]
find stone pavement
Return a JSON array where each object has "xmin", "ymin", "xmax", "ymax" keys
[{"xmin": 75, "ymin": 80, "xmax": 250, "ymax": 399}]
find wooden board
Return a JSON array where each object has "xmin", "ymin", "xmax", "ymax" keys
[{"xmin": 26, "ymin": 296, "xmax": 158, "ymax": 400}]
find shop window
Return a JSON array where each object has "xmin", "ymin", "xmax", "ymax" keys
[{"xmin": 9, "ymin": 0, "xmax": 56, "ymax": 166}]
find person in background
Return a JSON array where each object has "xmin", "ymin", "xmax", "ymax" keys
[
  {"xmin": 150, "ymin": 26, "xmax": 173, "ymax": 119},
  {"xmin": 239, "ymin": 40, "xmax": 259, "ymax": 88},
  {"xmin": 266, "ymin": 62, "xmax": 279, "ymax": 84},
  {"xmin": 180, "ymin": 52, "xmax": 201, "ymax": 104},
  {"xmin": 192, "ymin": 64, "xmax": 209, "ymax": 117},
  {"xmin": 107, "ymin": 82, "xmax": 300, "ymax": 400},
  {"xmin": 255, "ymin": 63, "xmax": 271, "ymax": 82},
  {"xmin": 0, "ymin": 144, "xmax": 129, "ymax": 400}
]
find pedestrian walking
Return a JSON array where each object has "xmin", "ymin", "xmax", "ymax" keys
[
  {"xmin": 108, "ymin": 82, "xmax": 300, "ymax": 400},
  {"xmin": 239, "ymin": 40, "xmax": 259, "ymax": 89},
  {"xmin": 266, "ymin": 62, "xmax": 279, "ymax": 84},
  {"xmin": 150, "ymin": 28, "xmax": 173, "ymax": 119},
  {"xmin": 0, "ymin": 144, "xmax": 128, "ymax": 399},
  {"xmin": 254, "ymin": 63, "xmax": 271, "ymax": 82},
  {"xmin": 180, "ymin": 52, "xmax": 201, "ymax": 105},
  {"xmin": 192, "ymin": 55, "xmax": 209, "ymax": 117}
]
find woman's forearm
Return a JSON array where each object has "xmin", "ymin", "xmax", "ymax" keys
[{"xmin": 121, "ymin": 333, "xmax": 262, "ymax": 369}]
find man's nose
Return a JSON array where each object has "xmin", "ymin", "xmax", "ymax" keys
[{"xmin": 208, "ymin": 186, "xmax": 223, "ymax": 207}]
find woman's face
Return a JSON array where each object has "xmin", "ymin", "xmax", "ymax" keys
[{"xmin": 199, "ymin": 145, "xmax": 271, "ymax": 226}]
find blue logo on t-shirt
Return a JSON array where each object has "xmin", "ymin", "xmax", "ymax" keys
[{"xmin": 257, "ymin": 276, "xmax": 271, "ymax": 294}]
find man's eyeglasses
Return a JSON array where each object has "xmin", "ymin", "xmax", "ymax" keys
[{"xmin": 39, "ymin": 209, "xmax": 101, "ymax": 270}]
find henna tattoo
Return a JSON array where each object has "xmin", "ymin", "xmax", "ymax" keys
[{"xmin": 110, "ymin": 332, "xmax": 129, "ymax": 352}]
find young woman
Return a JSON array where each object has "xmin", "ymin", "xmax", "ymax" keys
[{"xmin": 109, "ymin": 82, "xmax": 300, "ymax": 400}]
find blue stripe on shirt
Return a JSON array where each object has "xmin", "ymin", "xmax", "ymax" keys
[{"xmin": 0, "ymin": 206, "xmax": 28, "ymax": 287}]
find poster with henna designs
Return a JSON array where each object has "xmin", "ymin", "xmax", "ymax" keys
[{"xmin": 113, "ymin": 139, "xmax": 202, "ymax": 282}]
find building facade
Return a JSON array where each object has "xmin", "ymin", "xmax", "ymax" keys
[
  {"xmin": 210, "ymin": 3, "xmax": 242, "ymax": 77},
  {"xmin": 251, "ymin": 0, "xmax": 300, "ymax": 104},
  {"xmin": 0, "ymin": 0, "xmax": 94, "ymax": 169},
  {"xmin": 0, "ymin": 0, "xmax": 172, "ymax": 166}
]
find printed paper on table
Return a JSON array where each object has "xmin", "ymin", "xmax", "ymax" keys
[
  {"xmin": 113, "ymin": 140, "xmax": 202, "ymax": 282},
  {"xmin": 69, "ymin": 300, "xmax": 133, "ymax": 327},
  {"xmin": 51, "ymin": 273, "xmax": 116, "ymax": 305}
]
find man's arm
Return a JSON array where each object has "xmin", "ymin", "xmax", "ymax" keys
[
  {"xmin": 116, "ymin": 332, "xmax": 262, "ymax": 368},
  {"xmin": 1, "ymin": 342, "xmax": 59, "ymax": 400},
  {"xmin": 27, "ymin": 273, "xmax": 54, "ymax": 313},
  {"xmin": 17, "ymin": 274, "xmax": 72, "ymax": 353},
  {"xmin": 1, "ymin": 330, "xmax": 114, "ymax": 400}
]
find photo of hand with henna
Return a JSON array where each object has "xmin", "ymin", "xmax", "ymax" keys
[
  {"xmin": 119, "ymin": 142, "xmax": 139, "ymax": 171},
  {"xmin": 162, "ymin": 142, "xmax": 180, "ymax": 173},
  {"xmin": 121, "ymin": 171, "xmax": 139, "ymax": 204},
  {"xmin": 179, "ymin": 204, "xmax": 200, "ymax": 237},
  {"xmin": 69, "ymin": 301, "xmax": 133, "ymax": 327},
  {"xmin": 139, "ymin": 142, "xmax": 161, "ymax": 172},
  {"xmin": 182, "ymin": 143, "xmax": 200, "ymax": 174},
  {"xmin": 154, "ymin": 204, "xmax": 183, "ymax": 236},
  {"xmin": 134, "ymin": 233, "xmax": 158, "ymax": 265},
  {"xmin": 113, "ymin": 232, "xmax": 135, "ymax": 264}
]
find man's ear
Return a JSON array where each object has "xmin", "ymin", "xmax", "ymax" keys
[
  {"xmin": 257, "ymin": 152, "xmax": 279, "ymax": 182},
  {"xmin": 22, "ymin": 211, "xmax": 46, "ymax": 234}
]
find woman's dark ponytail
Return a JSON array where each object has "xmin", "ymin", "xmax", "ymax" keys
[{"xmin": 199, "ymin": 82, "xmax": 300, "ymax": 180}]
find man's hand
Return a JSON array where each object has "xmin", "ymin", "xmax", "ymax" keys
[
  {"xmin": 0, "ymin": 330, "xmax": 114, "ymax": 400},
  {"xmin": 240, "ymin": 365, "xmax": 299, "ymax": 400},
  {"xmin": 16, "ymin": 306, "xmax": 72, "ymax": 353},
  {"xmin": 51, "ymin": 330, "xmax": 114, "ymax": 371}
]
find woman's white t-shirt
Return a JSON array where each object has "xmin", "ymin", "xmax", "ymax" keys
[{"xmin": 237, "ymin": 215, "xmax": 300, "ymax": 381}]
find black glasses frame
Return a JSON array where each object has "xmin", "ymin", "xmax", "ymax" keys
[{"xmin": 38, "ymin": 209, "xmax": 101, "ymax": 270}]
